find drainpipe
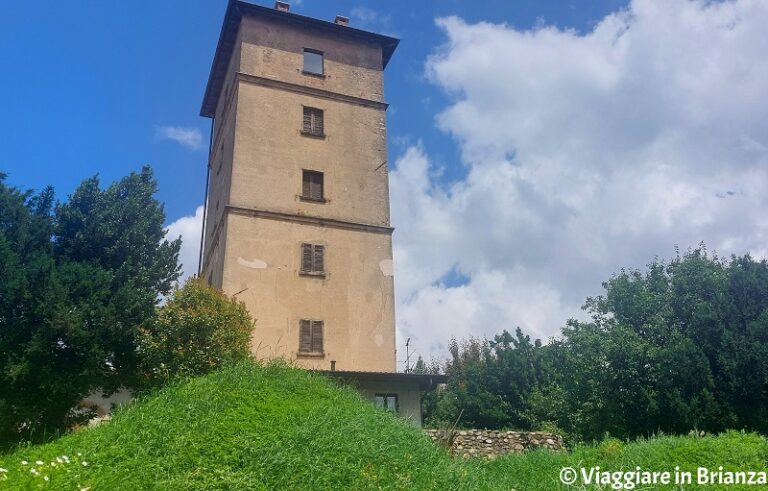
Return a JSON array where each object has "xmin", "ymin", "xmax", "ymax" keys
[{"xmin": 197, "ymin": 118, "xmax": 214, "ymax": 277}]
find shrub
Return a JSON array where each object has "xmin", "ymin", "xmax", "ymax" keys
[{"xmin": 137, "ymin": 279, "xmax": 254, "ymax": 387}]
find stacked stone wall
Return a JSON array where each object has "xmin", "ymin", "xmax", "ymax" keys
[{"xmin": 425, "ymin": 429, "xmax": 564, "ymax": 458}]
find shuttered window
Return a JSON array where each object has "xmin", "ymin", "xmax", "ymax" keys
[
  {"xmin": 302, "ymin": 170, "xmax": 324, "ymax": 201},
  {"xmin": 300, "ymin": 243, "xmax": 325, "ymax": 274},
  {"xmin": 299, "ymin": 319, "xmax": 324, "ymax": 353},
  {"xmin": 302, "ymin": 107, "xmax": 324, "ymax": 136}
]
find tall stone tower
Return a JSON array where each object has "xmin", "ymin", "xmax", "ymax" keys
[{"xmin": 199, "ymin": 1, "xmax": 399, "ymax": 373}]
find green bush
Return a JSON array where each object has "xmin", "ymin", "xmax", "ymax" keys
[{"xmin": 137, "ymin": 279, "xmax": 254, "ymax": 387}]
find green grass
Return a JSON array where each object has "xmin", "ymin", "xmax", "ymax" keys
[
  {"xmin": 467, "ymin": 431, "xmax": 768, "ymax": 490},
  {"xmin": 1, "ymin": 361, "xmax": 767, "ymax": 490}
]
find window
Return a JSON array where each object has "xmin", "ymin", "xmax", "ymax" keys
[
  {"xmin": 300, "ymin": 243, "xmax": 325, "ymax": 274},
  {"xmin": 303, "ymin": 49, "xmax": 324, "ymax": 75},
  {"xmin": 299, "ymin": 320, "xmax": 324, "ymax": 354},
  {"xmin": 301, "ymin": 170, "xmax": 324, "ymax": 201},
  {"xmin": 302, "ymin": 107, "xmax": 324, "ymax": 137},
  {"xmin": 216, "ymin": 143, "xmax": 224, "ymax": 176},
  {"xmin": 374, "ymin": 394, "xmax": 399, "ymax": 413}
]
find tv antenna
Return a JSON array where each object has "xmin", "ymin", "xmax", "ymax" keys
[{"xmin": 404, "ymin": 338, "xmax": 412, "ymax": 373}]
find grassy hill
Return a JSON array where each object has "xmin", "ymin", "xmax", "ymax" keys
[{"xmin": 1, "ymin": 361, "xmax": 767, "ymax": 490}]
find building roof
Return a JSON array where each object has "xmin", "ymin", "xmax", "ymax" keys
[
  {"xmin": 200, "ymin": 0, "xmax": 400, "ymax": 118},
  {"xmin": 319, "ymin": 370, "xmax": 448, "ymax": 391}
]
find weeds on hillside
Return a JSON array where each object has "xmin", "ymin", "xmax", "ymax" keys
[{"xmin": 0, "ymin": 452, "xmax": 91, "ymax": 489}]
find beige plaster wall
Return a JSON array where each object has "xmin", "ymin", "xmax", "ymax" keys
[
  {"xmin": 221, "ymin": 212, "xmax": 396, "ymax": 372},
  {"xmin": 231, "ymin": 82, "xmax": 390, "ymax": 226},
  {"xmin": 239, "ymin": 16, "xmax": 384, "ymax": 101},
  {"xmin": 202, "ymin": 26, "xmax": 242, "ymax": 286},
  {"xmin": 355, "ymin": 380, "xmax": 423, "ymax": 427}
]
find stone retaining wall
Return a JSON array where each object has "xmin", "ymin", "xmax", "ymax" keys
[{"xmin": 425, "ymin": 429, "xmax": 564, "ymax": 458}]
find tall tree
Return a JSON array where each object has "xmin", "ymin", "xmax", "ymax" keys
[
  {"xmin": 0, "ymin": 168, "xmax": 181, "ymax": 442},
  {"xmin": 54, "ymin": 166, "xmax": 181, "ymax": 387}
]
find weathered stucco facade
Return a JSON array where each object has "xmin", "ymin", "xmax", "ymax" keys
[{"xmin": 199, "ymin": 2, "xmax": 399, "ymax": 373}]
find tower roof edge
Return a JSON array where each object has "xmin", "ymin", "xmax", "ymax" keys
[{"xmin": 200, "ymin": 0, "xmax": 400, "ymax": 118}]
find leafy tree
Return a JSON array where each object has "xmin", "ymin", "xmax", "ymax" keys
[
  {"xmin": 412, "ymin": 356, "xmax": 427, "ymax": 374},
  {"xmin": 137, "ymin": 279, "xmax": 254, "ymax": 387},
  {"xmin": 426, "ymin": 330, "xmax": 547, "ymax": 429},
  {"xmin": 54, "ymin": 166, "xmax": 181, "ymax": 387},
  {"xmin": 0, "ymin": 168, "xmax": 180, "ymax": 442},
  {"xmin": 426, "ymin": 248, "xmax": 768, "ymax": 442}
]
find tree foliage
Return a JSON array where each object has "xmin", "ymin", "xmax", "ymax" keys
[
  {"xmin": 137, "ymin": 279, "xmax": 254, "ymax": 387},
  {"xmin": 0, "ymin": 168, "xmax": 180, "ymax": 442},
  {"xmin": 427, "ymin": 248, "xmax": 768, "ymax": 441}
]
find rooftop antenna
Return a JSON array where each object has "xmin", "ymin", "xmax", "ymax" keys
[{"xmin": 405, "ymin": 338, "xmax": 412, "ymax": 373}]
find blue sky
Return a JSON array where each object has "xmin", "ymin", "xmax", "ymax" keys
[
  {"xmin": 1, "ymin": 0, "xmax": 625, "ymax": 221},
  {"xmin": 4, "ymin": 0, "xmax": 768, "ymax": 360}
]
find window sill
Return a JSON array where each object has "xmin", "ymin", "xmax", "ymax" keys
[
  {"xmin": 302, "ymin": 70, "xmax": 326, "ymax": 79},
  {"xmin": 297, "ymin": 351, "xmax": 325, "ymax": 358},
  {"xmin": 300, "ymin": 130, "xmax": 326, "ymax": 139},
  {"xmin": 299, "ymin": 271, "xmax": 327, "ymax": 278},
  {"xmin": 298, "ymin": 195, "xmax": 328, "ymax": 204}
]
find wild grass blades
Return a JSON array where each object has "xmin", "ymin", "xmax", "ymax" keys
[
  {"xmin": 1, "ymin": 360, "xmax": 766, "ymax": 490},
  {"xmin": 0, "ymin": 452, "xmax": 90, "ymax": 489}
]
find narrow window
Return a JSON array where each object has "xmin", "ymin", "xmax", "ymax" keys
[
  {"xmin": 299, "ymin": 319, "xmax": 324, "ymax": 353},
  {"xmin": 301, "ymin": 170, "xmax": 324, "ymax": 201},
  {"xmin": 303, "ymin": 49, "xmax": 324, "ymax": 75},
  {"xmin": 302, "ymin": 107, "xmax": 324, "ymax": 136},
  {"xmin": 216, "ymin": 143, "xmax": 224, "ymax": 176},
  {"xmin": 300, "ymin": 243, "xmax": 325, "ymax": 274},
  {"xmin": 374, "ymin": 393, "xmax": 399, "ymax": 413}
]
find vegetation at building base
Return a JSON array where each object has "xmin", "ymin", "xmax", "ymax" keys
[
  {"xmin": 0, "ymin": 361, "xmax": 766, "ymax": 490},
  {"xmin": 0, "ymin": 168, "xmax": 180, "ymax": 444},
  {"xmin": 425, "ymin": 248, "xmax": 768, "ymax": 443},
  {"xmin": 137, "ymin": 278, "xmax": 254, "ymax": 388}
]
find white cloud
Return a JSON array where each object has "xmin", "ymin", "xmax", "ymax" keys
[
  {"xmin": 154, "ymin": 125, "xmax": 204, "ymax": 151},
  {"xmin": 165, "ymin": 206, "xmax": 204, "ymax": 284},
  {"xmin": 391, "ymin": 0, "xmax": 768, "ymax": 356},
  {"xmin": 350, "ymin": 6, "xmax": 395, "ymax": 35},
  {"xmin": 351, "ymin": 6, "xmax": 380, "ymax": 23}
]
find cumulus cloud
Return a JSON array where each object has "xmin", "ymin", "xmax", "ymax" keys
[
  {"xmin": 391, "ymin": 0, "xmax": 768, "ymax": 356},
  {"xmin": 165, "ymin": 206, "xmax": 204, "ymax": 284},
  {"xmin": 154, "ymin": 125, "xmax": 204, "ymax": 150}
]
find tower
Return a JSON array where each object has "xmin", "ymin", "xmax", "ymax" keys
[{"xmin": 199, "ymin": 1, "xmax": 399, "ymax": 373}]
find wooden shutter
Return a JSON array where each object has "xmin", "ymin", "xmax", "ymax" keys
[
  {"xmin": 302, "ymin": 107, "xmax": 323, "ymax": 136},
  {"xmin": 313, "ymin": 109, "xmax": 324, "ymax": 135},
  {"xmin": 302, "ymin": 171, "xmax": 311, "ymax": 198},
  {"xmin": 311, "ymin": 320, "xmax": 324, "ymax": 353},
  {"xmin": 302, "ymin": 107, "xmax": 312, "ymax": 133},
  {"xmin": 313, "ymin": 245, "xmax": 324, "ymax": 273},
  {"xmin": 301, "ymin": 243, "xmax": 313, "ymax": 272},
  {"xmin": 299, "ymin": 320, "xmax": 312, "ymax": 352},
  {"xmin": 310, "ymin": 172, "xmax": 323, "ymax": 200}
]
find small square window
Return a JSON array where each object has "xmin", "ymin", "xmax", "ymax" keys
[
  {"xmin": 303, "ymin": 49, "xmax": 324, "ymax": 75},
  {"xmin": 302, "ymin": 170, "xmax": 324, "ymax": 201},
  {"xmin": 374, "ymin": 393, "xmax": 399, "ymax": 413}
]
